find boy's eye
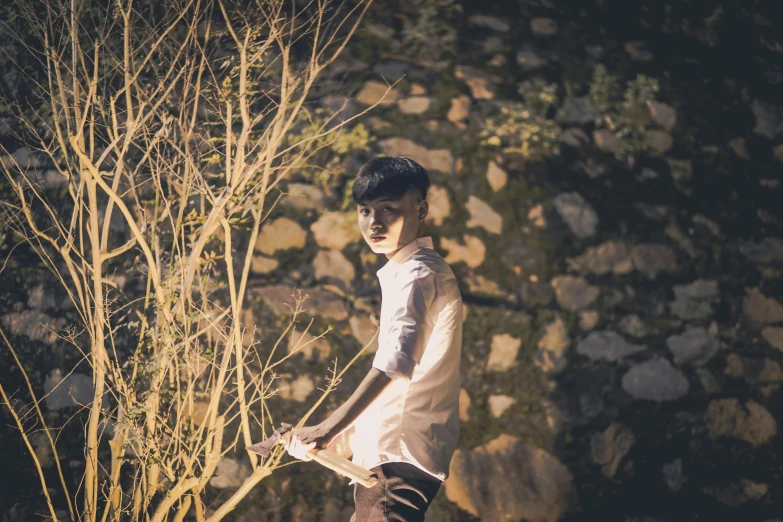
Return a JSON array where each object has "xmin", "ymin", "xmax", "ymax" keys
[{"xmin": 383, "ymin": 206, "xmax": 393, "ymax": 212}]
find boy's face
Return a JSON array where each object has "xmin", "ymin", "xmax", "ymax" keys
[{"xmin": 357, "ymin": 188, "xmax": 429, "ymax": 260}]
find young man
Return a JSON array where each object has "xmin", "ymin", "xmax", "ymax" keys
[{"xmin": 285, "ymin": 156, "xmax": 464, "ymax": 521}]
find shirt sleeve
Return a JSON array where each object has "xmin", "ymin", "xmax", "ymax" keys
[{"xmin": 372, "ymin": 271, "xmax": 435, "ymax": 380}]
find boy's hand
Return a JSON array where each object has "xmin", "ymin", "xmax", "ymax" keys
[{"xmin": 285, "ymin": 424, "xmax": 332, "ymax": 461}]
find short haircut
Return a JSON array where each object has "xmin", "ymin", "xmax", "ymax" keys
[{"xmin": 352, "ymin": 156, "xmax": 431, "ymax": 205}]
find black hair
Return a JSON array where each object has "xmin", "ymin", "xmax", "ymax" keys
[{"xmin": 352, "ymin": 156, "xmax": 430, "ymax": 205}]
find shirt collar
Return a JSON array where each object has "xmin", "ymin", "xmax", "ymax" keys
[{"xmin": 376, "ymin": 236, "xmax": 434, "ymax": 281}]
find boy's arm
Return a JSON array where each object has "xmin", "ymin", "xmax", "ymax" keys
[{"xmin": 286, "ymin": 367, "xmax": 390, "ymax": 459}]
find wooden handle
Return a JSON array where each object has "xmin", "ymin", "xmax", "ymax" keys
[{"xmin": 307, "ymin": 449, "xmax": 378, "ymax": 488}]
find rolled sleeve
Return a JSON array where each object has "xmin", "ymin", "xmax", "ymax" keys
[{"xmin": 372, "ymin": 273, "xmax": 435, "ymax": 380}]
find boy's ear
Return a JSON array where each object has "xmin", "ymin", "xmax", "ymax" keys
[{"xmin": 418, "ymin": 199, "xmax": 429, "ymax": 221}]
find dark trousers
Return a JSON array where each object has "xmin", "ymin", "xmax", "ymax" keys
[{"xmin": 350, "ymin": 462, "xmax": 442, "ymax": 522}]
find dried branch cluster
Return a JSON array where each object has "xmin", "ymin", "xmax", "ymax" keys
[{"xmin": 0, "ymin": 0, "xmax": 382, "ymax": 520}]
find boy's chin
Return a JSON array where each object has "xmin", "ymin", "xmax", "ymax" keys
[{"xmin": 368, "ymin": 243, "xmax": 395, "ymax": 254}]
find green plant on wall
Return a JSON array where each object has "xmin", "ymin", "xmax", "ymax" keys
[
  {"xmin": 480, "ymin": 78, "xmax": 562, "ymax": 159},
  {"xmin": 390, "ymin": 0, "xmax": 461, "ymax": 62},
  {"xmin": 285, "ymin": 106, "xmax": 373, "ymax": 194},
  {"xmin": 586, "ymin": 64, "xmax": 661, "ymax": 162}
]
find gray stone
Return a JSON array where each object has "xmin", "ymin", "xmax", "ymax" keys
[
  {"xmin": 743, "ymin": 287, "xmax": 783, "ymax": 324},
  {"xmin": 762, "ymin": 327, "xmax": 783, "ymax": 351},
  {"xmin": 704, "ymin": 479, "xmax": 768, "ymax": 507},
  {"xmin": 27, "ymin": 284, "xmax": 57, "ymax": 310},
  {"xmin": 465, "ymin": 195, "xmax": 503, "ymax": 234},
  {"xmin": 209, "ymin": 458, "xmax": 250, "ymax": 489},
  {"xmin": 528, "ymin": 204, "xmax": 547, "ymax": 228},
  {"xmin": 579, "ymin": 310, "xmax": 600, "ymax": 331},
  {"xmin": 2, "ymin": 310, "xmax": 66, "ymax": 345},
  {"xmin": 593, "ymin": 130, "xmax": 622, "ymax": 153},
  {"xmin": 739, "ymin": 237, "xmax": 783, "ymax": 264},
  {"xmin": 558, "ymin": 97, "xmax": 595, "ymax": 125},
  {"xmin": 624, "ymin": 41, "xmax": 653, "ymax": 61},
  {"xmin": 425, "ymin": 185, "xmax": 451, "ymax": 226},
  {"xmin": 631, "ymin": 244, "xmax": 678, "ymax": 278},
  {"xmin": 447, "ymin": 95, "xmax": 471, "ymax": 123},
  {"xmin": 310, "ymin": 211, "xmax": 361, "ymax": 250},
  {"xmin": 468, "ymin": 15, "xmax": 510, "ymax": 32},
  {"xmin": 535, "ymin": 316, "xmax": 570, "ymax": 374},
  {"xmin": 454, "ymin": 66, "xmax": 499, "ymax": 100},
  {"xmin": 705, "ymin": 398, "xmax": 777, "ymax": 446},
  {"xmin": 378, "ymin": 138, "xmax": 454, "ymax": 173},
  {"xmin": 254, "ymin": 217, "xmax": 307, "ymax": 255},
  {"xmin": 444, "ymin": 435, "xmax": 575, "ymax": 522},
  {"xmin": 516, "ymin": 49, "xmax": 547, "ymax": 70},
  {"xmin": 487, "ymin": 333, "xmax": 521, "ymax": 372},
  {"xmin": 662, "ymin": 459, "xmax": 687, "ymax": 491},
  {"xmin": 618, "ymin": 314, "xmax": 648, "ymax": 338},
  {"xmin": 644, "ymin": 130, "xmax": 673, "ymax": 154},
  {"xmin": 725, "ymin": 354, "xmax": 783, "ymax": 384},
  {"xmin": 666, "ymin": 324, "xmax": 720, "ymax": 365},
  {"xmin": 288, "ymin": 328, "xmax": 331, "ymax": 361},
  {"xmin": 669, "ymin": 280, "xmax": 719, "ymax": 320},
  {"xmin": 313, "ymin": 249, "xmax": 355, "ymax": 287},
  {"xmin": 282, "ymin": 183, "xmax": 325, "ymax": 210},
  {"xmin": 277, "ymin": 375, "xmax": 316, "ymax": 402},
  {"xmin": 441, "ymin": 235, "xmax": 485, "ymax": 268},
  {"xmin": 486, "ymin": 161, "xmax": 507, "ymax": 191},
  {"xmin": 349, "ymin": 314, "xmax": 379, "ymax": 353},
  {"xmin": 356, "ymin": 80, "xmax": 399, "ymax": 106},
  {"xmin": 622, "ymin": 358, "xmax": 689, "ymax": 401},
  {"xmin": 646, "ymin": 101, "xmax": 677, "ymax": 131},
  {"xmin": 1, "ymin": 147, "xmax": 48, "ymax": 169},
  {"xmin": 553, "ymin": 192, "xmax": 599, "ymax": 239},
  {"xmin": 591, "ymin": 423, "xmax": 635, "ymax": 478},
  {"xmin": 560, "ymin": 128, "xmax": 591, "ymax": 148},
  {"xmin": 577, "ymin": 331, "xmax": 646, "ymax": 362},
  {"xmin": 750, "ymin": 98, "xmax": 783, "ymax": 139},
  {"xmin": 397, "ymin": 96, "xmax": 431, "ymax": 114},
  {"xmin": 488, "ymin": 395, "xmax": 516, "ymax": 418},
  {"xmin": 251, "ymin": 255, "xmax": 279, "ymax": 274},
  {"xmin": 43, "ymin": 369, "xmax": 95, "ymax": 410},
  {"xmin": 531, "ymin": 18, "xmax": 558, "ymax": 36},
  {"xmin": 567, "ymin": 241, "xmax": 633, "ymax": 276},
  {"xmin": 551, "ymin": 275, "xmax": 600, "ymax": 311}
]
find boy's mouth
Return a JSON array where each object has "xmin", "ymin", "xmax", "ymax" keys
[{"xmin": 370, "ymin": 235, "xmax": 386, "ymax": 242}]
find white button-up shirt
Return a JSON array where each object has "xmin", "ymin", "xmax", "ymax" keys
[{"xmin": 349, "ymin": 235, "xmax": 463, "ymax": 481}]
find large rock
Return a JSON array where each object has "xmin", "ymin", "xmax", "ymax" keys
[
  {"xmin": 313, "ymin": 249, "xmax": 355, "ymax": 286},
  {"xmin": 454, "ymin": 65, "xmax": 498, "ymax": 100},
  {"xmin": 551, "ymin": 275, "xmax": 599, "ymax": 311},
  {"xmin": 743, "ymin": 288, "xmax": 783, "ymax": 325},
  {"xmin": 535, "ymin": 316, "xmax": 570, "ymax": 374},
  {"xmin": 355, "ymin": 80, "xmax": 399, "ymax": 106},
  {"xmin": 622, "ymin": 358, "xmax": 689, "ymax": 401},
  {"xmin": 281, "ymin": 183, "xmax": 325, "ymax": 210},
  {"xmin": 288, "ymin": 328, "xmax": 331, "ymax": 361},
  {"xmin": 666, "ymin": 324, "xmax": 720, "ymax": 366},
  {"xmin": 447, "ymin": 95, "xmax": 471, "ymax": 123},
  {"xmin": 2, "ymin": 310, "xmax": 66, "ymax": 345},
  {"xmin": 255, "ymin": 217, "xmax": 307, "ymax": 255},
  {"xmin": 425, "ymin": 185, "xmax": 451, "ymax": 226},
  {"xmin": 488, "ymin": 395, "xmax": 516, "ymax": 418},
  {"xmin": 310, "ymin": 212, "xmax": 361, "ymax": 250},
  {"xmin": 618, "ymin": 314, "xmax": 648, "ymax": 338},
  {"xmin": 43, "ymin": 369, "xmax": 95, "ymax": 410},
  {"xmin": 750, "ymin": 98, "xmax": 783, "ymax": 139},
  {"xmin": 377, "ymin": 138, "xmax": 455, "ymax": 173},
  {"xmin": 669, "ymin": 280, "xmax": 719, "ymax": 320},
  {"xmin": 553, "ymin": 192, "xmax": 599, "ymax": 239},
  {"xmin": 739, "ymin": 237, "xmax": 783, "ymax": 264},
  {"xmin": 566, "ymin": 241, "xmax": 632, "ymax": 275},
  {"xmin": 349, "ymin": 314, "xmax": 378, "ymax": 352},
  {"xmin": 465, "ymin": 195, "xmax": 503, "ymax": 234},
  {"xmin": 591, "ymin": 423, "xmax": 635, "ymax": 478},
  {"xmin": 468, "ymin": 14, "xmax": 510, "ymax": 32},
  {"xmin": 630, "ymin": 244, "xmax": 678, "ymax": 278},
  {"xmin": 724, "ymin": 354, "xmax": 783, "ymax": 384},
  {"xmin": 487, "ymin": 333, "xmax": 522, "ymax": 372},
  {"xmin": 705, "ymin": 399, "xmax": 777, "ymax": 446},
  {"xmin": 762, "ymin": 327, "xmax": 783, "ymax": 351},
  {"xmin": 444, "ymin": 435, "xmax": 575, "ymax": 522},
  {"xmin": 486, "ymin": 161, "xmax": 508, "ymax": 192},
  {"xmin": 397, "ymin": 96, "xmax": 431, "ymax": 114},
  {"xmin": 209, "ymin": 458, "xmax": 250, "ymax": 489},
  {"xmin": 441, "ymin": 235, "xmax": 486, "ymax": 268},
  {"xmin": 646, "ymin": 101, "xmax": 677, "ymax": 131},
  {"xmin": 576, "ymin": 331, "xmax": 646, "ymax": 362}
]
